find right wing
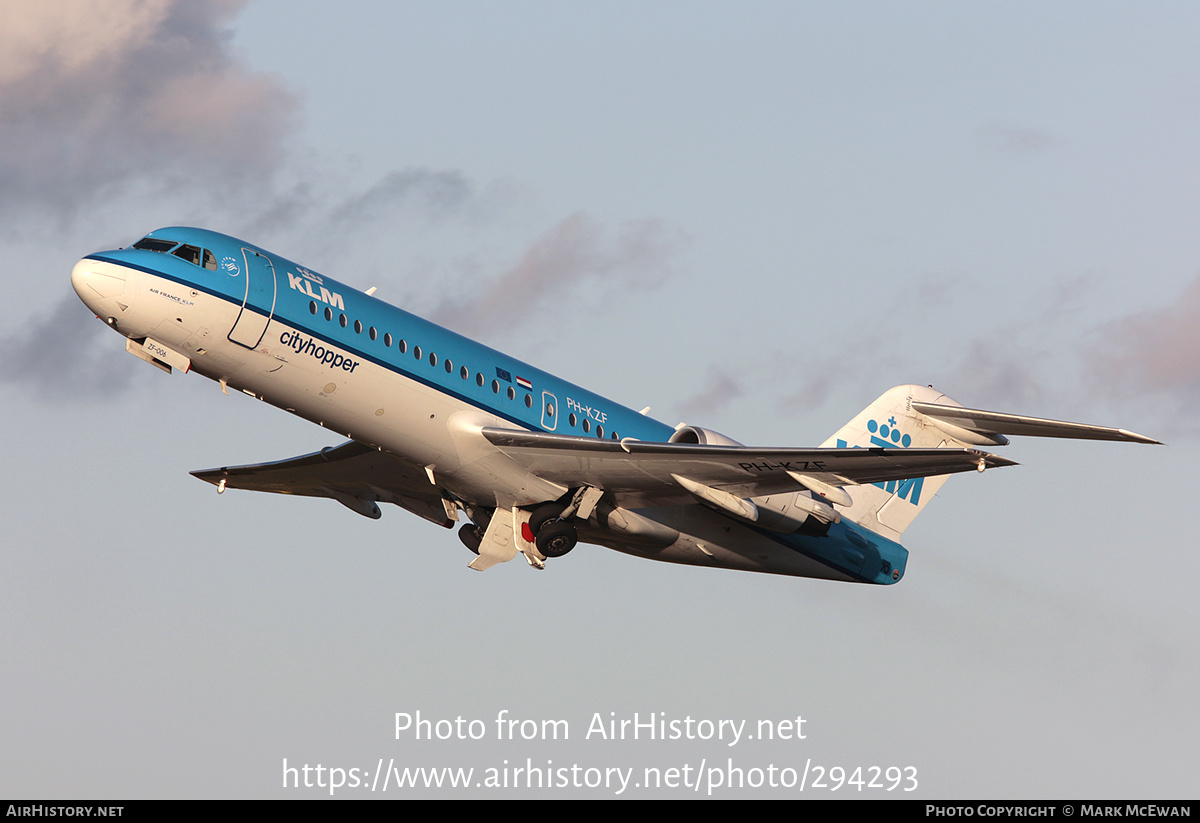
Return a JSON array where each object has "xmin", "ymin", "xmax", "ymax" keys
[{"xmin": 481, "ymin": 427, "xmax": 1017, "ymax": 508}]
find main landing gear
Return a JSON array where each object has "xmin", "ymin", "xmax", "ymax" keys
[
  {"xmin": 456, "ymin": 505, "xmax": 574, "ymax": 559},
  {"xmin": 527, "ymin": 486, "xmax": 604, "ymax": 559},
  {"xmin": 528, "ymin": 503, "xmax": 577, "ymax": 558},
  {"xmin": 458, "ymin": 487, "xmax": 603, "ymax": 567}
]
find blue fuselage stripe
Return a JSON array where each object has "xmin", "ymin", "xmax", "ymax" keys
[{"xmin": 86, "ymin": 251, "xmax": 675, "ymax": 440}]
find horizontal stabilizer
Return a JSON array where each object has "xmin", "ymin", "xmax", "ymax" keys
[{"xmin": 911, "ymin": 402, "xmax": 1162, "ymax": 445}]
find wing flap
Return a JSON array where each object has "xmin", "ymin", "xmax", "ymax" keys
[{"xmin": 481, "ymin": 427, "xmax": 1015, "ymax": 505}]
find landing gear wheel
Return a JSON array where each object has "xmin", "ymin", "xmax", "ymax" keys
[
  {"xmin": 535, "ymin": 519, "xmax": 577, "ymax": 558},
  {"xmin": 458, "ymin": 524, "xmax": 484, "ymax": 555},
  {"xmin": 528, "ymin": 503, "xmax": 563, "ymax": 536}
]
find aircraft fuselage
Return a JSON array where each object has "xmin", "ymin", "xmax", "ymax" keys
[{"xmin": 71, "ymin": 227, "xmax": 910, "ymax": 584}]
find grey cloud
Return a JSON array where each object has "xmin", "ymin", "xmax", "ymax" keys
[
  {"xmin": 327, "ymin": 169, "xmax": 476, "ymax": 229},
  {"xmin": 1084, "ymin": 273, "xmax": 1200, "ymax": 426},
  {"xmin": 677, "ymin": 366, "xmax": 742, "ymax": 418},
  {"xmin": 939, "ymin": 274, "xmax": 1102, "ymax": 411},
  {"xmin": 942, "ymin": 337, "xmax": 1050, "ymax": 410},
  {"xmin": 778, "ymin": 364, "xmax": 842, "ymax": 413},
  {"xmin": 430, "ymin": 212, "xmax": 687, "ymax": 336},
  {"xmin": 773, "ymin": 274, "xmax": 1099, "ymax": 417},
  {"xmin": 235, "ymin": 166, "xmax": 520, "ymax": 269},
  {"xmin": 0, "ymin": 294, "xmax": 138, "ymax": 400},
  {"xmin": 1092, "ymin": 274, "xmax": 1200, "ymax": 393},
  {"xmin": 0, "ymin": 0, "xmax": 296, "ymax": 224}
]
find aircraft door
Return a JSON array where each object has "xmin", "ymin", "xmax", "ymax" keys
[
  {"xmin": 228, "ymin": 248, "xmax": 277, "ymax": 349},
  {"xmin": 541, "ymin": 390, "xmax": 558, "ymax": 431}
]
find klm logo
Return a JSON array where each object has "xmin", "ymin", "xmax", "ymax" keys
[
  {"xmin": 287, "ymin": 266, "xmax": 344, "ymax": 310},
  {"xmin": 838, "ymin": 416, "xmax": 923, "ymax": 506}
]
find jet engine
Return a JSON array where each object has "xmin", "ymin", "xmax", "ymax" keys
[{"xmin": 668, "ymin": 425, "xmax": 744, "ymax": 447}]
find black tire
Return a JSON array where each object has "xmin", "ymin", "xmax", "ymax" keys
[
  {"xmin": 536, "ymin": 519, "xmax": 577, "ymax": 558},
  {"xmin": 458, "ymin": 524, "xmax": 484, "ymax": 555},
  {"xmin": 528, "ymin": 503, "xmax": 563, "ymax": 536}
]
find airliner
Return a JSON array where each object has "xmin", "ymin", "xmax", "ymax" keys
[{"xmin": 70, "ymin": 228, "xmax": 1160, "ymax": 584}]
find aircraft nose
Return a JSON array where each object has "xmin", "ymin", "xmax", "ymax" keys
[{"xmin": 71, "ymin": 257, "xmax": 126, "ymax": 313}]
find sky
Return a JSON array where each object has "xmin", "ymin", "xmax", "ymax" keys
[{"xmin": 2, "ymin": 0, "xmax": 1197, "ymax": 799}]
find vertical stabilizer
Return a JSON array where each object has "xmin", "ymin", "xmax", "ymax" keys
[{"xmin": 820, "ymin": 385, "xmax": 998, "ymax": 540}]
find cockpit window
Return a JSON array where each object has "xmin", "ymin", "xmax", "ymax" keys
[
  {"xmin": 172, "ymin": 244, "xmax": 202, "ymax": 265},
  {"xmin": 133, "ymin": 237, "xmax": 179, "ymax": 253},
  {"xmin": 133, "ymin": 235, "xmax": 217, "ymax": 271}
]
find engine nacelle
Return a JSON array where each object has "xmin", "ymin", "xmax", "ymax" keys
[
  {"xmin": 753, "ymin": 492, "xmax": 838, "ymax": 536},
  {"xmin": 669, "ymin": 425, "xmax": 744, "ymax": 447}
]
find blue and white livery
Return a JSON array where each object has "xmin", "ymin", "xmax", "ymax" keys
[{"xmin": 70, "ymin": 228, "xmax": 1160, "ymax": 584}]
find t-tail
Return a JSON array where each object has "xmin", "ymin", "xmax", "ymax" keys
[{"xmin": 822, "ymin": 384, "xmax": 1161, "ymax": 542}]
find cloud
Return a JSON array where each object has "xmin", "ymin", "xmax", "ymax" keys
[
  {"xmin": 0, "ymin": 0, "xmax": 296, "ymax": 223},
  {"xmin": 429, "ymin": 212, "xmax": 687, "ymax": 336},
  {"xmin": 677, "ymin": 366, "xmax": 742, "ymax": 418},
  {"xmin": 941, "ymin": 337, "xmax": 1050, "ymax": 410},
  {"xmin": 770, "ymin": 273, "xmax": 1102, "ymax": 419},
  {"xmin": 327, "ymin": 169, "xmax": 477, "ymax": 229},
  {"xmin": 778, "ymin": 362, "xmax": 843, "ymax": 413},
  {"xmin": 1084, "ymin": 273, "xmax": 1200, "ymax": 422},
  {"xmin": 0, "ymin": 295, "xmax": 137, "ymax": 400}
]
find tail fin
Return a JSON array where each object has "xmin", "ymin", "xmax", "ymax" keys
[
  {"xmin": 822, "ymin": 384, "xmax": 1160, "ymax": 541},
  {"xmin": 821, "ymin": 385, "xmax": 980, "ymax": 540}
]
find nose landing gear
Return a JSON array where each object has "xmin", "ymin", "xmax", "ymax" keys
[{"xmin": 458, "ymin": 523, "xmax": 485, "ymax": 554}]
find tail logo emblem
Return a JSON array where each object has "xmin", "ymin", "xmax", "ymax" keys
[
  {"xmin": 838, "ymin": 417, "xmax": 923, "ymax": 505},
  {"xmin": 869, "ymin": 417, "xmax": 912, "ymax": 448}
]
